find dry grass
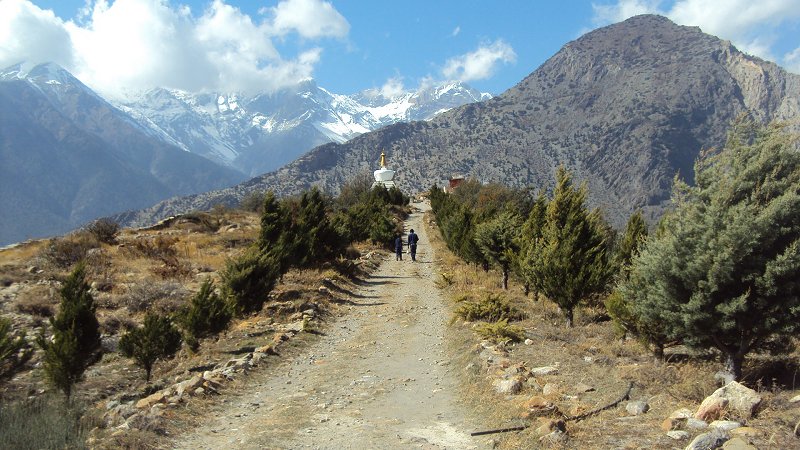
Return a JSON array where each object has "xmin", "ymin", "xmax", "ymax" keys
[{"xmin": 424, "ymin": 210, "xmax": 800, "ymax": 449}]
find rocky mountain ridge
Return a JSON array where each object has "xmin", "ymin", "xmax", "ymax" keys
[{"xmin": 114, "ymin": 15, "xmax": 800, "ymax": 229}]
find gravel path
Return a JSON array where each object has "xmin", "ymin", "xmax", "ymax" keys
[{"xmin": 171, "ymin": 203, "xmax": 483, "ymax": 449}]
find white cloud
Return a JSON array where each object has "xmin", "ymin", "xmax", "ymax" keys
[
  {"xmin": 442, "ymin": 40, "xmax": 517, "ymax": 83},
  {"xmin": 380, "ymin": 77, "xmax": 406, "ymax": 98},
  {"xmin": 591, "ymin": 0, "xmax": 800, "ymax": 69},
  {"xmin": 785, "ymin": 47, "xmax": 800, "ymax": 73},
  {"xmin": 269, "ymin": 0, "xmax": 349, "ymax": 39},
  {"xmin": 0, "ymin": 0, "xmax": 76, "ymax": 69},
  {"xmin": 0, "ymin": 0, "xmax": 349, "ymax": 98},
  {"xmin": 452, "ymin": 26, "xmax": 461, "ymax": 37}
]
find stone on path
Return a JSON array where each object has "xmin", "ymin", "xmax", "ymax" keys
[
  {"xmin": 625, "ymin": 400, "xmax": 649, "ymax": 416},
  {"xmin": 684, "ymin": 429, "xmax": 729, "ymax": 450},
  {"xmin": 695, "ymin": 381, "xmax": 761, "ymax": 421}
]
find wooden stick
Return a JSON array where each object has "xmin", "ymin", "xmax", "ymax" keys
[
  {"xmin": 470, "ymin": 425, "xmax": 528, "ymax": 436},
  {"xmin": 565, "ymin": 381, "xmax": 635, "ymax": 422}
]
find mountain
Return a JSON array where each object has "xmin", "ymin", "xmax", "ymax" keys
[
  {"xmin": 114, "ymin": 15, "xmax": 800, "ymax": 230},
  {"xmin": 117, "ymin": 81, "xmax": 490, "ymax": 176},
  {"xmin": 0, "ymin": 63, "xmax": 245, "ymax": 246}
]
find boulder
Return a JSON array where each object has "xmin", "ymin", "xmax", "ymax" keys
[
  {"xmin": 542, "ymin": 383, "xmax": 559, "ymax": 396},
  {"xmin": 709, "ymin": 420, "xmax": 741, "ymax": 432},
  {"xmin": 662, "ymin": 417, "xmax": 685, "ymax": 431},
  {"xmin": 135, "ymin": 391, "xmax": 168, "ymax": 409},
  {"xmin": 721, "ymin": 437, "xmax": 756, "ymax": 450},
  {"xmin": 175, "ymin": 375, "xmax": 204, "ymax": 397},
  {"xmin": 533, "ymin": 418, "xmax": 566, "ymax": 437},
  {"xmin": 523, "ymin": 396, "xmax": 553, "ymax": 410},
  {"xmin": 695, "ymin": 381, "xmax": 762, "ymax": 421},
  {"xmin": 626, "ymin": 400, "xmax": 649, "ymax": 416},
  {"xmin": 493, "ymin": 377, "xmax": 523, "ymax": 395},
  {"xmin": 685, "ymin": 429, "xmax": 729, "ymax": 450},
  {"xmin": 729, "ymin": 427, "xmax": 761, "ymax": 438},
  {"xmin": 667, "ymin": 430, "xmax": 689, "ymax": 440}
]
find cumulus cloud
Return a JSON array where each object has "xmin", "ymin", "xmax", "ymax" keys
[
  {"xmin": 0, "ymin": 0, "xmax": 76, "ymax": 69},
  {"xmin": 268, "ymin": 0, "xmax": 349, "ymax": 39},
  {"xmin": 591, "ymin": 0, "xmax": 800, "ymax": 71},
  {"xmin": 442, "ymin": 40, "xmax": 517, "ymax": 83},
  {"xmin": 379, "ymin": 77, "xmax": 406, "ymax": 98},
  {"xmin": 0, "ymin": 0, "xmax": 349, "ymax": 98}
]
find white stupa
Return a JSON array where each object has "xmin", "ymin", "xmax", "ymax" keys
[{"xmin": 372, "ymin": 151, "xmax": 396, "ymax": 189}]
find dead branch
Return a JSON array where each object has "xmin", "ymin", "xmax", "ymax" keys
[{"xmin": 564, "ymin": 381, "xmax": 634, "ymax": 422}]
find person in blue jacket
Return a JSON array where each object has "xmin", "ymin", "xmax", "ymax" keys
[
  {"xmin": 394, "ymin": 233, "xmax": 403, "ymax": 261},
  {"xmin": 407, "ymin": 229, "xmax": 419, "ymax": 261}
]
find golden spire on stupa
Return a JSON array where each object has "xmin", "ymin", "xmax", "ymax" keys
[{"xmin": 379, "ymin": 151, "xmax": 387, "ymax": 168}]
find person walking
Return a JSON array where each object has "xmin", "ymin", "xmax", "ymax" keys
[
  {"xmin": 394, "ymin": 233, "xmax": 403, "ymax": 261},
  {"xmin": 408, "ymin": 228, "xmax": 419, "ymax": 261}
]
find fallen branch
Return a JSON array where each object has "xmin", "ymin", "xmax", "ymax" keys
[
  {"xmin": 470, "ymin": 425, "xmax": 528, "ymax": 436},
  {"xmin": 564, "ymin": 381, "xmax": 634, "ymax": 422}
]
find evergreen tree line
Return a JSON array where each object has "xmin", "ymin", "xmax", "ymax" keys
[
  {"xmin": 431, "ymin": 119, "xmax": 800, "ymax": 380},
  {"xmin": 6, "ymin": 180, "xmax": 409, "ymax": 398}
]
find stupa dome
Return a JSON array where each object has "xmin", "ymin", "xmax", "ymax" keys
[{"xmin": 373, "ymin": 151, "xmax": 396, "ymax": 188}]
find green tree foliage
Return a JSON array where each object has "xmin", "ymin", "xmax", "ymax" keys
[
  {"xmin": 36, "ymin": 263, "xmax": 101, "ymax": 398},
  {"xmin": 605, "ymin": 211, "xmax": 663, "ymax": 357},
  {"xmin": 514, "ymin": 192, "xmax": 547, "ymax": 298},
  {"xmin": 36, "ymin": 327, "xmax": 82, "ymax": 399},
  {"xmin": 474, "ymin": 211, "xmax": 522, "ymax": 289},
  {"xmin": 0, "ymin": 317, "xmax": 28, "ymax": 379},
  {"xmin": 290, "ymin": 188, "xmax": 344, "ymax": 267},
  {"xmin": 180, "ymin": 279, "xmax": 232, "ymax": 347},
  {"xmin": 522, "ymin": 167, "xmax": 613, "ymax": 327},
  {"xmin": 620, "ymin": 120, "xmax": 800, "ymax": 379},
  {"xmin": 221, "ymin": 247, "xmax": 279, "ymax": 315},
  {"xmin": 119, "ymin": 313, "xmax": 182, "ymax": 382}
]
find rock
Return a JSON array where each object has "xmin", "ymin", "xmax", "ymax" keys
[
  {"xmin": 574, "ymin": 382, "xmax": 595, "ymax": 393},
  {"xmin": 685, "ymin": 429, "xmax": 729, "ymax": 450},
  {"xmin": 662, "ymin": 417, "xmax": 686, "ymax": 431},
  {"xmin": 667, "ymin": 430, "xmax": 690, "ymax": 440},
  {"xmin": 789, "ymin": 394, "xmax": 800, "ymax": 403},
  {"xmin": 542, "ymin": 383, "xmax": 559, "ymax": 397},
  {"xmin": 695, "ymin": 381, "xmax": 762, "ymax": 421},
  {"xmin": 687, "ymin": 418, "xmax": 709, "ymax": 430},
  {"xmin": 531, "ymin": 366, "xmax": 559, "ymax": 376},
  {"xmin": 135, "ymin": 391, "xmax": 168, "ymax": 409},
  {"xmin": 175, "ymin": 375, "xmax": 204, "ymax": 397},
  {"xmin": 714, "ymin": 371, "xmax": 735, "ymax": 386},
  {"xmin": 533, "ymin": 418, "xmax": 566, "ymax": 436},
  {"xmin": 255, "ymin": 344, "xmax": 277, "ymax": 355},
  {"xmin": 524, "ymin": 338, "xmax": 533, "ymax": 345},
  {"xmin": 721, "ymin": 437, "xmax": 756, "ymax": 450},
  {"xmin": 493, "ymin": 377, "xmax": 523, "ymax": 395},
  {"xmin": 194, "ymin": 387, "xmax": 205, "ymax": 396},
  {"xmin": 729, "ymin": 427, "xmax": 761, "ymax": 438},
  {"xmin": 626, "ymin": 400, "xmax": 649, "ymax": 416},
  {"xmin": 523, "ymin": 396, "xmax": 553, "ymax": 410},
  {"xmin": 539, "ymin": 430, "xmax": 568, "ymax": 445},
  {"xmin": 709, "ymin": 420, "xmax": 741, "ymax": 432},
  {"xmin": 670, "ymin": 408, "xmax": 694, "ymax": 419},
  {"xmin": 273, "ymin": 332, "xmax": 291, "ymax": 343}
]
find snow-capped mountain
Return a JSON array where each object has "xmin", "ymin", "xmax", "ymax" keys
[
  {"xmin": 0, "ymin": 62, "xmax": 244, "ymax": 246},
  {"xmin": 117, "ymin": 80, "xmax": 490, "ymax": 176}
]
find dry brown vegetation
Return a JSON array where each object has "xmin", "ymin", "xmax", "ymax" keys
[
  {"xmin": 0, "ymin": 208, "xmax": 385, "ymax": 447},
  {"xmin": 425, "ymin": 212, "xmax": 800, "ymax": 449}
]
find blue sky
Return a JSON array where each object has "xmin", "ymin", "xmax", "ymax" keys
[{"xmin": 2, "ymin": 1, "xmax": 799, "ymax": 98}]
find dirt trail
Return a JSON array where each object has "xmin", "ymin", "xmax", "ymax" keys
[{"xmin": 171, "ymin": 203, "xmax": 484, "ymax": 449}]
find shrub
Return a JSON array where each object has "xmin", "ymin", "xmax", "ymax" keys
[
  {"xmin": 123, "ymin": 281, "xmax": 188, "ymax": 313},
  {"xmin": 0, "ymin": 395, "xmax": 97, "ymax": 449},
  {"xmin": 124, "ymin": 236, "xmax": 178, "ymax": 259},
  {"xmin": 39, "ymin": 232, "xmax": 100, "ymax": 268},
  {"xmin": 85, "ymin": 218, "xmax": 120, "ymax": 245},
  {"xmin": 454, "ymin": 293, "xmax": 522, "ymax": 322},
  {"xmin": 474, "ymin": 319, "xmax": 525, "ymax": 344},
  {"xmin": 238, "ymin": 191, "xmax": 266, "ymax": 212},
  {"xmin": 119, "ymin": 313, "xmax": 182, "ymax": 382},
  {"xmin": 221, "ymin": 247, "xmax": 279, "ymax": 315},
  {"xmin": 180, "ymin": 279, "xmax": 232, "ymax": 347},
  {"xmin": 150, "ymin": 255, "xmax": 191, "ymax": 280}
]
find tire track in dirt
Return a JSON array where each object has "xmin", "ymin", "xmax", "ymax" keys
[{"xmin": 171, "ymin": 203, "xmax": 483, "ymax": 449}]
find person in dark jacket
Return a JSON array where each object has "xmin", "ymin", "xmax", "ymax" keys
[
  {"xmin": 407, "ymin": 229, "xmax": 418, "ymax": 261},
  {"xmin": 394, "ymin": 233, "xmax": 403, "ymax": 261}
]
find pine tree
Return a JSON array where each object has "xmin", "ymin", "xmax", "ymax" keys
[
  {"xmin": 119, "ymin": 313, "xmax": 182, "ymax": 382},
  {"xmin": 0, "ymin": 316, "xmax": 28, "ymax": 379},
  {"xmin": 522, "ymin": 167, "xmax": 613, "ymax": 327},
  {"xmin": 221, "ymin": 247, "xmax": 279, "ymax": 315},
  {"xmin": 36, "ymin": 262, "xmax": 100, "ymax": 398},
  {"xmin": 515, "ymin": 192, "xmax": 547, "ymax": 298},
  {"xmin": 621, "ymin": 119, "xmax": 800, "ymax": 379},
  {"xmin": 181, "ymin": 279, "xmax": 232, "ymax": 346},
  {"xmin": 474, "ymin": 211, "xmax": 522, "ymax": 289}
]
